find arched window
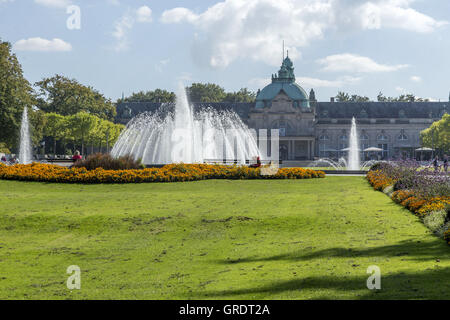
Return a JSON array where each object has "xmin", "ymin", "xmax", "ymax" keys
[
  {"xmin": 272, "ymin": 120, "xmax": 292, "ymax": 137},
  {"xmin": 377, "ymin": 134, "xmax": 388, "ymax": 141},
  {"xmin": 398, "ymin": 130, "xmax": 408, "ymax": 141},
  {"xmin": 339, "ymin": 134, "xmax": 348, "ymax": 141},
  {"xmin": 360, "ymin": 109, "xmax": 368, "ymax": 118},
  {"xmin": 360, "ymin": 134, "xmax": 369, "ymax": 141},
  {"xmin": 319, "ymin": 135, "xmax": 329, "ymax": 141}
]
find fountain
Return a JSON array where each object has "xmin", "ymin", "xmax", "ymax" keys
[
  {"xmin": 111, "ymin": 85, "xmax": 261, "ymax": 165},
  {"xmin": 19, "ymin": 107, "xmax": 32, "ymax": 164},
  {"xmin": 348, "ymin": 117, "xmax": 360, "ymax": 170},
  {"xmin": 308, "ymin": 117, "xmax": 376, "ymax": 171}
]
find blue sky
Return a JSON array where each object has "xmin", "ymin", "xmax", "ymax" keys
[{"xmin": 1, "ymin": 0, "xmax": 449, "ymax": 102}]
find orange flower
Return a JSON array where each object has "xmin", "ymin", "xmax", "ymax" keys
[{"xmin": 0, "ymin": 163, "xmax": 325, "ymax": 184}]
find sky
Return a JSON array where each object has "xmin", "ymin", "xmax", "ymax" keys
[{"xmin": 0, "ymin": 0, "xmax": 449, "ymax": 102}]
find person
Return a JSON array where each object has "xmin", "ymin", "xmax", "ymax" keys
[
  {"xmin": 1, "ymin": 155, "xmax": 6, "ymax": 163},
  {"xmin": 444, "ymin": 154, "xmax": 448, "ymax": 173},
  {"xmin": 432, "ymin": 156, "xmax": 439, "ymax": 172},
  {"xmin": 72, "ymin": 150, "xmax": 82, "ymax": 162},
  {"xmin": 249, "ymin": 156, "xmax": 262, "ymax": 168}
]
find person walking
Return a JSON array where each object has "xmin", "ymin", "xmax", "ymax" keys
[{"xmin": 432, "ymin": 156, "xmax": 439, "ymax": 172}]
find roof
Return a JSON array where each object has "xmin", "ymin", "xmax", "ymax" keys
[
  {"xmin": 316, "ymin": 102, "xmax": 449, "ymax": 119},
  {"xmin": 116, "ymin": 102, "xmax": 254, "ymax": 120},
  {"xmin": 256, "ymin": 82, "xmax": 309, "ymax": 103},
  {"xmin": 255, "ymin": 55, "xmax": 309, "ymax": 108}
]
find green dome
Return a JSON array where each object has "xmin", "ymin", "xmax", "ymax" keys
[{"xmin": 255, "ymin": 55, "xmax": 310, "ymax": 109}]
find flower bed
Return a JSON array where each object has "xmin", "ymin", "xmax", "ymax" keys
[
  {"xmin": 0, "ymin": 162, "xmax": 325, "ymax": 184},
  {"xmin": 367, "ymin": 161, "xmax": 450, "ymax": 245}
]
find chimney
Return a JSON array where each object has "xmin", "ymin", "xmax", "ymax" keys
[{"xmin": 330, "ymin": 97, "xmax": 335, "ymax": 103}]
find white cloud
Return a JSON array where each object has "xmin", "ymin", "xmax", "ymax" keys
[
  {"xmin": 155, "ymin": 59, "xmax": 170, "ymax": 72},
  {"xmin": 112, "ymin": 7, "xmax": 153, "ymax": 51},
  {"xmin": 297, "ymin": 76, "xmax": 362, "ymax": 88},
  {"xmin": 34, "ymin": 0, "xmax": 70, "ymax": 8},
  {"xmin": 160, "ymin": 0, "xmax": 446, "ymax": 68},
  {"xmin": 113, "ymin": 14, "xmax": 134, "ymax": 51},
  {"xmin": 357, "ymin": 0, "xmax": 447, "ymax": 33},
  {"xmin": 410, "ymin": 75, "xmax": 422, "ymax": 82},
  {"xmin": 136, "ymin": 6, "xmax": 152, "ymax": 23},
  {"xmin": 13, "ymin": 37, "xmax": 72, "ymax": 52},
  {"xmin": 317, "ymin": 54, "xmax": 408, "ymax": 73}
]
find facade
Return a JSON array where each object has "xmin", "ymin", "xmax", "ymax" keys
[{"xmin": 116, "ymin": 57, "xmax": 448, "ymax": 162}]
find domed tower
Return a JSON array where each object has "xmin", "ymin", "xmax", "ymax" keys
[
  {"xmin": 251, "ymin": 52, "xmax": 316, "ymax": 162},
  {"xmin": 255, "ymin": 53, "xmax": 310, "ymax": 109}
]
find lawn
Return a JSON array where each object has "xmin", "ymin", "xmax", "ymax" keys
[{"xmin": 0, "ymin": 177, "xmax": 448, "ymax": 300}]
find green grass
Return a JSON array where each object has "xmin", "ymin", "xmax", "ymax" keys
[{"xmin": 0, "ymin": 177, "xmax": 448, "ymax": 300}]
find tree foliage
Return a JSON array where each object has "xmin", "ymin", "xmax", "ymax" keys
[
  {"xmin": 35, "ymin": 75, "xmax": 116, "ymax": 120},
  {"xmin": 420, "ymin": 113, "xmax": 449, "ymax": 153},
  {"xmin": 118, "ymin": 89, "xmax": 176, "ymax": 103},
  {"xmin": 0, "ymin": 40, "xmax": 34, "ymax": 149},
  {"xmin": 335, "ymin": 91, "xmax": 370, "ymax": 102},
  {"xmin": 43, "ymin": 112, "xmax": 124, "ymax": 155},
  {"xmin": 223, "ymin": 88, "xmax": 256, "ymax": 103},
  {"xmin": 377, "ymin": 92, "xmax": 429, "ymax": 102},
  {"xmin": 187, "ymin": 83, "xmax": 256, "ymax": 103}
]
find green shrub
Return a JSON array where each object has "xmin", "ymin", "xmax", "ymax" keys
[
  {"xmin": 423, "ymin": 210, "xmax": 447, "ymax": 233},
  {"xmin": 73, "ymin": 153, "xmax": 144, "ymax": 170},
  {"xmin": 0, "ymin": 142, "xmax": 10, "ymax": 154}
]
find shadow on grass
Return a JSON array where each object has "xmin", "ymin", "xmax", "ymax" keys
[
  {"xmin": 193, "ymin": 267, "xmax": 450, "ymax": 299},
  {"xmin": 219, "ymin": 239, "xmax": 449, "ymax": 264}
]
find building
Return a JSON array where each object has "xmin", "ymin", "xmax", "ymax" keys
[{"xmin": 116, "ymin": 56, "xmax": 448, "ymax": 163}]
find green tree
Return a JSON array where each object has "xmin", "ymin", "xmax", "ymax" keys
[
  {"xmin": 29, "ymin": 108, "xmax": 46, "ymax": 150},
  {"xmin": 223, "ymin": 88, "xmax": 256, "ymax": 103},
  {"xmin": 335, "ymin": 92, "xmax": 350, "ymax": 102},
  {"xmin": 420, "ymin": 113, "xmax": 449, "ymax": 154},
  {"xmin": 0, "ymin": 40, "xmax": 34, "ymax": 149},
  {"xmin": 44, "ymin": 113, "xmax": 67, "ymax": 155},
  {"xmin": 118, "ymin": 89, "xmax": 176, "ymax": 103},
  {"xmin": 377, "ymin": 92, "xmax": 429, "ymax": 102},
  {"xmin": 187, "ymin": 83, "xmax": 226, "ymax": 103},
  {"xmin": 35, "ymin": 75, "xmax": 116, "ymax": 120},
  {"xmin": 335, "ymin": 91, "xmax": 370, "ymax": 102},
  {"xmin": 66, "ymin": 112, "xmax": 98, "ymax": 155},
  {"xmin": 103, "ymin": 121, "xmax": 124, "ymax": 152}
]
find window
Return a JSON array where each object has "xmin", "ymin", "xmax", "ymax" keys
[
  {"xmin": 360, "ymin": 134, "xmax": 369, "ymax": 141},
  {"xmin": 398, "ymin": 130, "xmax": 408, "ymax": 141},
  {"xmin": 319, "ymin": 143, "xmax": 327, "ymax": 157},
  {"xmin": 377, "ymin": 134, "xmax": 388, "ymax": 141},
  {"xmin": 319, "ymin": 135, "xmax": 329, "ymax": 141},
  {"xmin": 378, "ymin": 144, "xmax": 389, "ymax": 159},
  {"xmin": 273, "ymin": 120, "xmax": 292, "ymax": 137},
  {"xmin": 339, "ymin": 135, "xmax": 348, "ymax": 141}
]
